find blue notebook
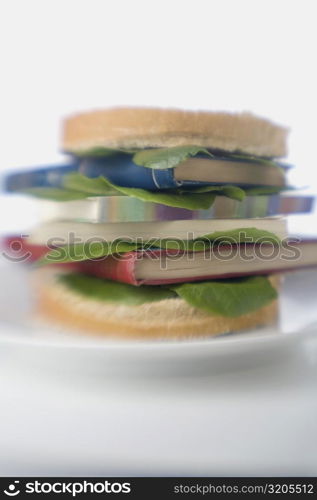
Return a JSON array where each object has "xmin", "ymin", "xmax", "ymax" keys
[
  {"xmin": 4, "ymin": 153, "xmax": 286, "ymax": 192},
  {"xmin": 5, "ymin": 155, "xmax": 218, "ymax": 192}
]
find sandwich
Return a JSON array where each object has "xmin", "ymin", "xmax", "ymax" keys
[{"xmin": 4, "ymin": 108, "xmax": 316, "ymax": 339}]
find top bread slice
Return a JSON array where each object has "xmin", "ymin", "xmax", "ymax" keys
[{"xmin": 62, "ymin": 107, "xmax": 288, "ymax": 158}]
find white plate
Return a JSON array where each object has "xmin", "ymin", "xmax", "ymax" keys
[{"xmin": 1, "ymin": 262, "xmax": 317, "ymax": 374}]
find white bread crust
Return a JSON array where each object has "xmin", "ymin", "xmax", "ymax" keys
[{"xmin": 62, "ymin": 107, "xmax": 288, "ymax": 158}]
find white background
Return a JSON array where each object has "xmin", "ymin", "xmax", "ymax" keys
[
  {"xmin": 0, "ymin": 0, "xmax": 317, "ymax": 191},
  {"xmin": 1, "ymin": 0, "xmax": 317, "ymax": 477}
]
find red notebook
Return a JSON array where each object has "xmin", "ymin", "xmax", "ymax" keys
[
  {"xmin": 4, "ymin": 236, "xmax": 317, "ymax": 286},
  {"xmin": 75, "ymin": 242, "xmax": 317, "ymax": 285}
]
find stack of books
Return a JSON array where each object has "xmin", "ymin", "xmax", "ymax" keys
[{"xmin": 3, "ymin": 108, "xmax": 317, "ymax": 338}]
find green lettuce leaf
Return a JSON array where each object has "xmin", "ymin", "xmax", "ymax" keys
[
  {"xmin": 63, "ymin": 172, "xmax": 245, "ymax": 209},
  {"xmin": 156, "ymin": 227, "xmax": 280, "ymax": 251},
  {"xmin": 40, "ymin": 227, "xmax": 280, "ymax": 264},
  {"xmin": 114, "ymin": 188, "xmax": 217, "ymax": 210},
  {"xmin": 58, "ymin": 272, "xmax": 277, "ymax": 317},
  {"xmin": 58, "ymin": 273, "xmax": 177, "ymax": 305},
  {"xmin": 186, "ymin": 184, "xmax": 245, "ymax": 200},
  {"xmin": 62, "ymin": 173, "xmax": 119, "ymax": 196},
  {"xmin": 170, "ymin": 276, "xmax": 277, "ymax": 317},
  {"xmin": 132, "ymin": 145, "xmax": 213, "ymax": 170},
  {"xmin": 70, "ymin": 147, "xmax": 137, "ymax": 157},
  {"xmin": 69, "ymin": 146, "xmax": 287, "ymax": 169}
]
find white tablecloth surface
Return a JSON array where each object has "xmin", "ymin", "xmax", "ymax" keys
[{"xmin": 0, "ymin": 333, "xmax": 317, "ymax": 476}]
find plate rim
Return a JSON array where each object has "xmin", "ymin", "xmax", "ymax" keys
[{"xmin": 0, "ymin": 319, "xmax": 316, "ymax": 353}]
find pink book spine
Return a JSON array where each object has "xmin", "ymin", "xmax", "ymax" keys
[{"xmin": 76, "ymin": 252, "xmax": 140, "ymax": 285}]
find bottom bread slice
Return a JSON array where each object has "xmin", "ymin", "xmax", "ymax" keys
[{"xmin": 33, "ymin": 270, "xmax": 279, "ymax": 339}]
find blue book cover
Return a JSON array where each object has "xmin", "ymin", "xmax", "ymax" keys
[
  {"xmin": 4, "ymin": 154, "xmax": 212, "ymax": 192},
  {"xmin": 5, "ymin": 153, "xmax": 290, "ymax": 193},
  {"xmin": 79, "ymin": 154, "xmax": 182, "ymax": 189},
  {"xmin": 5, "ymin": 163, "xmax": 79, "ymax": 192}
]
